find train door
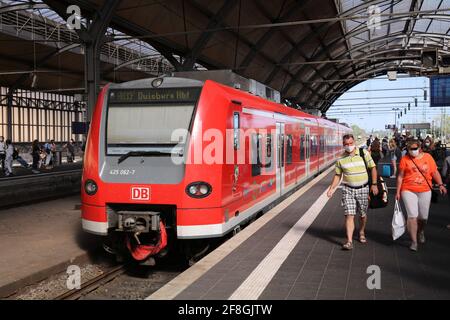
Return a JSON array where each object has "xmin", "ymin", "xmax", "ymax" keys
[
  {"xmin": 305, "ymin": 127, "xmax": 310, "ymax": 177},
  {"xmin": 276, "ymin": 123, "xmax": 285, "ymax": 196}
]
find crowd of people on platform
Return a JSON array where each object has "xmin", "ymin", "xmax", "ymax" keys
[
  {"xmin": 366, "ymin": 132, "xmax": 449, "ymax": 169},
  {"xmin": 328, "ymin": 132, "xmax": 449, "ymax": 252},
  {"xmin": 0, "ymin": 136, "xmax": 79, "ymax": 176}
]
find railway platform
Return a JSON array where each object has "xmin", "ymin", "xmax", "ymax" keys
[
  {"xmin": 0, "ymin": 162, "xmax": 82, "ymax": 208},
  {"xmin": 0, "ymin": 195, "xmax": 102, "ymax": 298},
  {"xmin": 1, "ymin": 162, "xmax": 449, "ymax": 300},
  {"xmin": 149, "ymin": 167, "xmax": 450, "ymax": 300}
]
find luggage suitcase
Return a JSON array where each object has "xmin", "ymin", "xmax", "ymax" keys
[{"xmin": 381, "ymin": 164, "xmax": 391, "ymax": 177}]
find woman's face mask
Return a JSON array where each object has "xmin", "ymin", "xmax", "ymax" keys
[
  {"xmin": 424, "ymin": 142, "xmax": 430, "ymax": 147},
  {"xmin": 409, "ymin": 149, "xmax": 420, "ymax": 157}
]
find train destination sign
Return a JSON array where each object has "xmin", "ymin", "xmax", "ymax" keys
[{"xmin": 109, "ymin": 87, "xmax": 202, "ymax": 104}]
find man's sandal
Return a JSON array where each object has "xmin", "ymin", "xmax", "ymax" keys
[{"xmin": 342, "ymin": 242, "xmax": 353, "ymax": 250}]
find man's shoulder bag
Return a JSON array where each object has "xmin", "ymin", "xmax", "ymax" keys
[{"xmin": 359, "ymin": 148, "xmax": 389, "ymax": 209}]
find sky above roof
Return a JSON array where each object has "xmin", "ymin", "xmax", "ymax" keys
[{"xmin": 327, "ymin": 75, "xmax": 448, "ymax": 132}]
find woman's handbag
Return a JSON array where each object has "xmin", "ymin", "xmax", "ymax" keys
[
  {"xmin": 410, "ymin": 156, "xmax": 439, "ymax": 203},
  {"xmin": 392, "ymin": 200, "xmax": 406, "ymax": 240}
]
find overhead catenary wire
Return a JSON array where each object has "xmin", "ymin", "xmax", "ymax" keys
[
  {"xmin": 330, "ymin": 95, "xmax": 426, "ymax": 101},
  {"xmin": 327, "ymin": 87, "xmax": 429, "ymax": 95},
  {"xmin": 331, "ymin": 101, "xmax": 429, "ymax": 107}
]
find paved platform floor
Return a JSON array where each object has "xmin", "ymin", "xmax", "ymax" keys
[
  {"xmin": 151, "ymin": 170, "xmax": 450, "ymax": 300},
  {"xmin": 0, "ymin": 161, "xmax": 82, "ymax": 179},
  {"xmin": 0, "ymin": 196, "xmax": 101, "ymax": 297}
]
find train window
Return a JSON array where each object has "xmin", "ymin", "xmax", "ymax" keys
[
  {"xmin": 233, "ymin": 112, "xmax": 240, "ymax": 150},
  {"xmin": 266, "ymin": 135, "xmax": 272, "ymax": 158},
  {"xmin": 279, "ymin": 134, "xmax": 285, "ymax": 168},
  {"xmin": 311, "ymin": 136, "xmax": 317, "ymax": 156},
  {"xmin": 316, "ymin": 136, "xmax": 319, "ymax": 155},
  {"xmin": 316, "ymin": 136, "xmax": 322, "ymax": 154},
  {"xmin": 286, "ymin": 135, "xmax": 293, "ymax": 164},
  {"xmin": 251, "ymin": 133, "xmax": 262, "ymax": 176},
  {"xmin": 265, "ymin": 134, "xmax": 272, "ymax": 168},
  {"xmin": 306, "ymin": 134, "xmax": 310, "ymax": 159},
  {"xmin": 300, "ymin": 135, "xmax": 305, "ymax": 161}
]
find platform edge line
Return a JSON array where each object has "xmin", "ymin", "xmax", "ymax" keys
[{"xmin": 146, "ymin": 166, "xmax": 334, "ymax": 300}]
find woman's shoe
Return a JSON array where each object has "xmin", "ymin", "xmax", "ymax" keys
[
  {"xmin": 359, "ymin": 234, "xmax": 367, "ymax": 244},
  {"xmin": 418, "ymin": 231, "xmax": 426, "ymax": 244},
  {"xmin": 409, "ymin": 242, "xmax": 418, "ymax": 252}
]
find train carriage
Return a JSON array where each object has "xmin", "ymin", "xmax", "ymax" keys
[{"xmin": 81, "ymin": 76, "xmax": 351, "ymax": 264}]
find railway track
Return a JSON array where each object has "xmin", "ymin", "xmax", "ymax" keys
[{"xmin": 54, "ymin": 264, "xmax": 126, "ymax": 300}]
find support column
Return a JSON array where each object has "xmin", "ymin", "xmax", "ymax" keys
[
  {"xmin": 84, "ymin": 0, "xmax": 122, "ymax": 123},
  {"xmin": 6, "ymin": 89, "xmax": 13, "ymax": 140},
  {"xmin": 84, "ymin": 41, "xmax": 100, "ymax": 122}
]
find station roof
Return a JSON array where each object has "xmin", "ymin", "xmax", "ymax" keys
[{"xmin": 1, "ymin": 0, "xmax": 449, "ymax": 113}]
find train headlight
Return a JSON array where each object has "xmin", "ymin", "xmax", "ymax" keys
[
  {"xmin": 85, "ymin": 179, "xmax": 98, "ymax": 196},
  {"xmin": 151, "ymin": 78, "xmax": 163, "ymax": 88},
  {"xmin": 199, "ymin": 185, "xmax": 209, "ymax": 195},
  {"xmin": 188, "ymin": 185, "xmax": 198, "ymax": 195},
  {"xmin": 186, "ymin": 182, "xmax": 212, "ymax": 198}
]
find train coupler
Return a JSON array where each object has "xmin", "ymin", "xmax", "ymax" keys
[{"xmin": 116, "ymin": 211, "xmax": 160, "ymax": 233}]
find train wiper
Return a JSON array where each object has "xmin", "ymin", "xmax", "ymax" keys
[{"xmin": 117, "ymin": 150, "xmax": 183, "ymax": 164}]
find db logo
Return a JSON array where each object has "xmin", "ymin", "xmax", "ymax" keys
[{"xmin": 131, "ymin": 187, "xmax": 150, "ymax": 200}]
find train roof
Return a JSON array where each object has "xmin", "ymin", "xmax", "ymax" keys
[
  {"xmin": 107, "ymin": 76, "xmax": 350, "ymax": 132},
  {"xmin": 108, "ymin": 76, "xmax": 204, "ymax": 89},
  {"xmin": 207, "ymin": 80, "xmax": 350, "ymax": 131}
]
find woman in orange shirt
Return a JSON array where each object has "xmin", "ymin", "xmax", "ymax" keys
[{"xmin": 395, "ymin": 139, "xmax": 447, "ymax": 251}]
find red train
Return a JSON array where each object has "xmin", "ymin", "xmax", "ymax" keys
[{"xmin": 81, "ymin": 75, "xmax": 351, "ymax": 264}]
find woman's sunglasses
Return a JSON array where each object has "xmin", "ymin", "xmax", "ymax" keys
[{"xmin": 409, "ymin": 147, "xmax": 419, "ymax": 151}]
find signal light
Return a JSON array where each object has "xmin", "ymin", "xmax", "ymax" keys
[
  {"xmin": 186, "ymin": 182, "xmax": 212, "ymax": 198},
  {"xmin": 84, "ymin": 180, "xmax": 98, "ymax": 196}
]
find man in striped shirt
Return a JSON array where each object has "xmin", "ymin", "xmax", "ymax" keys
[{"xmin": 327, "ymin": 134, "xmax": 378, "ymax": 250}]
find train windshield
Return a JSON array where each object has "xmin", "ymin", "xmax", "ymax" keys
[
  {"xmin": 106, "ymin": 103, "xmax": 195, "ymax": 155},
  {"xmin": 106, "ymin": 87, "xmax": 201, "ymax": 155}
]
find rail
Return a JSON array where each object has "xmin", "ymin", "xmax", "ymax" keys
[{"xmin": 54, "ymin": 265, "xmax": 127, "ymax": 300}]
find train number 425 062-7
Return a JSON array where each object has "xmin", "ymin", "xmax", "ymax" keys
[{"xmin": 109, "ymin": 169, "xmax": 136, "ymax": 176}]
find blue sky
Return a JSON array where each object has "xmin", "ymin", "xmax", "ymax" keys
[{"xmin": 326, "ymin": 75, "xmax": 446, "ymax": 132}]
